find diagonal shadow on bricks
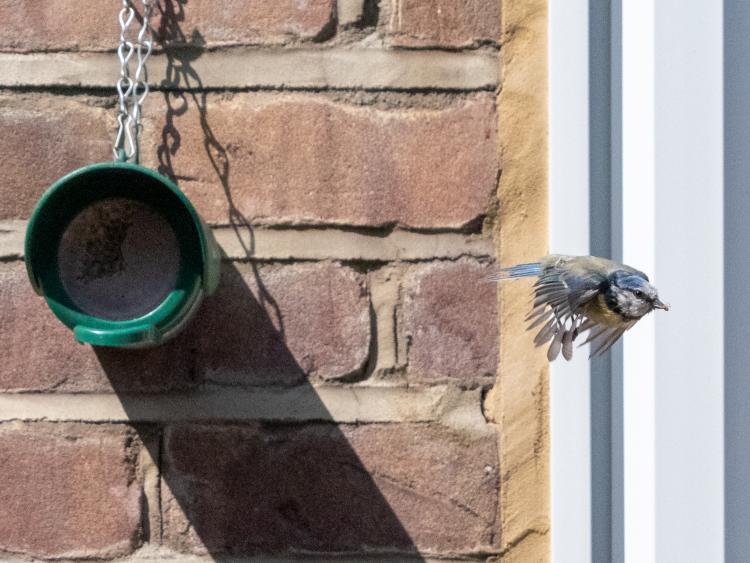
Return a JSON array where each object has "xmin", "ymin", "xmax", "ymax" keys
[
  {"xmin": 96, "ymin": 268, "xmax": 423, "ymax": 557},
  {"xmin": 94, "ymin": 0, "xmax": 427, "ymax": 558}
]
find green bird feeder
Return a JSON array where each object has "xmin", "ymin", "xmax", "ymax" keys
[{"xmin": 24, "ymin": 1, "xmax": 220, "ymax": 348}]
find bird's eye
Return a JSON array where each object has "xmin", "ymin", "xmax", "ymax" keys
[{"xmin": 634, "ymin": 290, "xmax": 644, "ymax": 298}]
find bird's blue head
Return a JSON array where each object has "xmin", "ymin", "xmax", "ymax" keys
[{"xmin": 607, "ymin": 272, "xmax": 669, "ymax": 319}]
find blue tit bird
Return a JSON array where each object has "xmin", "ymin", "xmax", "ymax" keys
[{"xmin": 488, "ymin": 255, "xmax": 669, "ymax": 361}]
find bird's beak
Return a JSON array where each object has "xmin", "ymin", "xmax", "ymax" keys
[{"xmin": 653, "ymin": 298, "xmax": 670, "ymax": 311}]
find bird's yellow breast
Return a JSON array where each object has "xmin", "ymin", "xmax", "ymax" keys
[{"xmin": 582, "ymin": 294, "xmax": 624, "ymax": 327}]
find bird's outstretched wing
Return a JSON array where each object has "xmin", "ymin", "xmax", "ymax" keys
[
  {"xmin": 525, "ymin": 262, "xmax": 604, "ymax": 361},
  {"xmin": 577, "ymin": 319, "xmax": 636, "ymax": 357}
]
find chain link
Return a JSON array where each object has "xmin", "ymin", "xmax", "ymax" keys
[{"xmin": 114, "ymin": 0, "xmax": 155, "ymax": 163}]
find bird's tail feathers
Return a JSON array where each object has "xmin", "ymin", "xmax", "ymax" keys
[{"xmin": 485, "ymin": 262, "xmax": 542, "ymax": 282}]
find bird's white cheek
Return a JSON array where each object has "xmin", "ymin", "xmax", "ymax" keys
[{"xmin": 616, "ymin": 294, "xmax": 649, "ymax": 318}]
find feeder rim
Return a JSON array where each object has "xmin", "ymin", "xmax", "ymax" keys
[{"xmin": 24, "ymin": 161, "xmax": 215, "ymax": 294}]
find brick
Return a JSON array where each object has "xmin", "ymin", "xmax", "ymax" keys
[
  {"xmin": 0, "ymin": 259, "xmax": 368, "ymax": 392},
  {"xmin": 162, "ymin": 422, "xmax": 498, "ymax": 555},
  {"xmin": 348, "ymin": 423, "xmax": 499, "ymax": 553},
  {"xmin": 147, "ymin": 92, "xmax": 497, "ymax": 230},
  {"xmin": 0, "ymin": 264, "xmax": 196, "ymax": 393},
  {"xmin": 0, "ymin": 1, "xmax": 118, "ymax": 52},
  {"xmin": 0, "ymin": 0, "xmax": 335, "ymax": 52},
  {"xmin": 156, "ymin": 0, "xmax": 335, "ymax": 46},
  {"xmin": 0, "ymin": 93, "xmax": 497, "ymax": 228},
  {"xmin": 383, "ymin": 0, "xmax": 501, "ymax": 48},
  {"xmin": 0, "ymin": 93, "xmax": 112, "ymax": 221},
  {"xmin": 402, "ymin": 260, "xmax": 498, "ymax": 381},
  {"xmin": 192, "ymin": 262, "xmax": 370, "ymax": 384},
  {"xmin": 0, "ymin": 423, "xmax": 142, "ymax": 559}
]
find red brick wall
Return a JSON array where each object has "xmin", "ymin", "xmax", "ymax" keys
[{"xmin": 0, "ymin": 1, "xmax": 505, "ymax": 560}]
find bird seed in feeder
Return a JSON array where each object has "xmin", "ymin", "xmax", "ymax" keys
[{"xmin": 57, "ymin": 198, "xmax": 181, "ymax": 321}]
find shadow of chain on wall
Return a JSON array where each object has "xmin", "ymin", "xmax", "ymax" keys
[
  {"xmin": 92, "ymin": 0, "xmax": 426, "ymax": 558},
  {"xmin": 155, "ymin": 0, "xmax": 283, "ymax": 332}
]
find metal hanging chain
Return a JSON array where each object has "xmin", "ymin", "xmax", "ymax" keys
[{"xmin": 114, "ymin": 0, "xmax": 155, "ymax": 163}]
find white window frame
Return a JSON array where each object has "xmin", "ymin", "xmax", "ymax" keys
[{"xmin": 549, "ymin": 1, "xmax": 724, "ymax": 562}]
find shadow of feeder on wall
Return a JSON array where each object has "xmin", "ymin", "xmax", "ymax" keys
[{"xmin": 94, "ymin": 263, "xmax": 425, "ymax": 557}]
